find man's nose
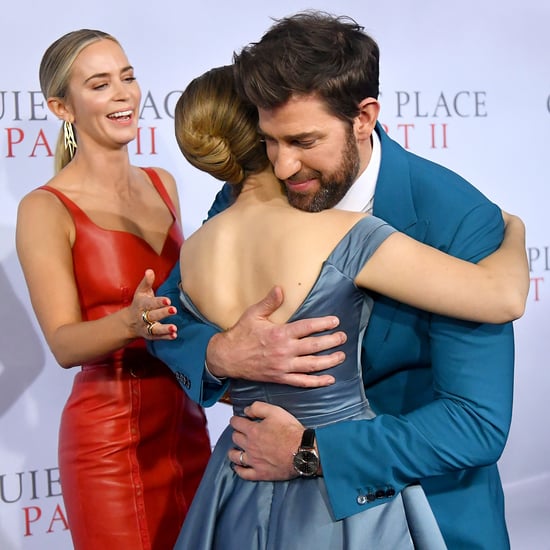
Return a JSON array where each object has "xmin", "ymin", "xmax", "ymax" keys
[{"xmin": 272, "ymin": 145, "xmax": 301, "ymax": 180}]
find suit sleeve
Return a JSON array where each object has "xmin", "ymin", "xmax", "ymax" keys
[
  {"xmin": 316, "ymin": 202, "xmax": 515, "ymax": 520},
  {"xmin": 147, "ymin": 183, "xmax": 233, "ymax": 406}
]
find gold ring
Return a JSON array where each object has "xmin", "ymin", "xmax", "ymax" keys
[
  {"xmin": 239, "ymin": 450, "xmax": 247, "ymax": 467},
  {"xmin": 142, "ymin": 310, "xmax": 154, "ymax": 326},
  {"xmin": 146, "ymin": 322, "xmax": 157, "ymax": 336}
]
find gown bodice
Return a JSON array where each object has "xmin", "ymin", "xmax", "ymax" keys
[{"xmin": 180, "ymin": 215, "xmax": 396, "ymax": 426}]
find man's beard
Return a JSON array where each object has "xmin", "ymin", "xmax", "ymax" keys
[{"xmin": 284, "ymin": 128, "xmax": 360, "ymax": 212}]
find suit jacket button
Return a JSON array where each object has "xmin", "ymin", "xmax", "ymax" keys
[
  {"xmin": 385, "ymin": 487, "xmax": 395, "ymax": 498},
  {"xmin": 375, "ymin": 489, "xmax": 386, "ymax": 499},
  {"xmin": 357, "ymin": 495, "xmax": 368, "ymax": 505},
  {"xmin": 175, "ymin": 372, "xmax": 191, "ymax": 389}
]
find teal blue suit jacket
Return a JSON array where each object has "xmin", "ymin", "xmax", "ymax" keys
[{"xmin": 149, "ymin": 124, "xmax": 513, "ymax": 549}]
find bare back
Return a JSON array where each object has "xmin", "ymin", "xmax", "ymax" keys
[{"xmin": 179, "ymin": 172, "xmax": 366, "ymax": 329}]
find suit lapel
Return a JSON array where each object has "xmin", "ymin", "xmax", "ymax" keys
[
  {"xmin": 366, "ymin": 124, "xmax": 428, "ymax": 358},
  {"xmin": 373, "ymin": 123, "xmax": 418, "ymax": 234}
]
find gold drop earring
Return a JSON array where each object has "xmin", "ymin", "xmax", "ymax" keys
[{"xmin": 63, "ymin": 120, "xmax": 77, "ymax": 158}]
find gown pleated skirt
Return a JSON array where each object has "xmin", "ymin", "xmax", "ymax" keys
[{"xmin": 175, "ymin": 420, "xmax": 446, "ymax": 550}]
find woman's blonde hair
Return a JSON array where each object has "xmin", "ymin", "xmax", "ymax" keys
[
  {"xmin": 39, "ymin": 29, "xmax": 119, "ymax": 173},
  {"xmin": 174, "ymin": 65, "xmax": 269, "ymax": 188}
]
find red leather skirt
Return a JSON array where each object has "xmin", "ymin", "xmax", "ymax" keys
[{"xmin": 58, "ymin": 350, "xmax": 211, "ymax": 550}]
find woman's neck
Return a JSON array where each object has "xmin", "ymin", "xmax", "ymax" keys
[{"xmin": 237, "ymin": 166, "xmax": 287, "ymax": 206}]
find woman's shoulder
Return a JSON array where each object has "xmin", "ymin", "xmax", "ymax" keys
[
  {"xmin": 139, "ymin": 165, "xmax": 180, "ymax": 210},
  {"xmin": 19, "ymin": 176, "xmax": 68, "ymax": 213},
  {"xmin": 315, "ymin": 208, "xmax": 366, "ymax": 223},
  {"xmin": 16, "ymin": 180, "xmax": 75, "ymax": 246},
  {"xmin": 303, "ymin": 208, "xmax": 368, "ymax": 235},
  {"xmin": 139, "ymin": 165, "xmax": 176, "ymax": 187}
]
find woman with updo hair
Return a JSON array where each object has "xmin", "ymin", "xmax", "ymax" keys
[
  {"xmin": 169, "ymin": 65, "xmax": 526, "ymax": 549},
  {"xmin": 16, "ymin": 29, "xmax": 210, "ymax": 550},
  {"xmin": 175, "ymin": 65, "xmax": 269, "ymax": 191}
]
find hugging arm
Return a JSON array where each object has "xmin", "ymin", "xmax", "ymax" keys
[
  {"xmin": 318, "ymin": 202, "xmax": 515, "ymax": 519},
  {"xmin": 357, "ymin": 210, "xmax": 528, "ymax": 322},
  {"xmin": 147, "ymin": 263, "xmax": 223, "ymax": 405}
]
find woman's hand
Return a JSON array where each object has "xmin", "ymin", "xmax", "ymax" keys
[
  {"xmin": 128, "ymin": 269, "xmax": 178, "ymax": 340},
  {"xmin": 501, "ymin": 210, "xmax": 515, "ymax": 227}
]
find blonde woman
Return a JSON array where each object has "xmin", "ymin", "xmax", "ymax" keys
[{"xmin": 16, "ymin": 30, "xmax": 210, "ymax": 549}]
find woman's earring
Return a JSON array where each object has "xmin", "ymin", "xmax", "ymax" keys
[{"xmin": 63, "ymin": 120, "xmax": 77, "ymax": 158}]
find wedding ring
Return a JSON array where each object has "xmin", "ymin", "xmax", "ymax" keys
[
  {"xmin": 239, "ymin": 450, "xmax": 247, "ymax": 467},
  {"xmin": 141, "ymin": 310, "xmax": 154, "ymax": 326},
  {"xmin": 146, "ymin": 322, "xmax": 157, "ymax": 336}
]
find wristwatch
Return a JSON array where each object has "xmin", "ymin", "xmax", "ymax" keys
[{"xmin": 292, "ymin": 428, "xmax": 320, "ymax": 477}]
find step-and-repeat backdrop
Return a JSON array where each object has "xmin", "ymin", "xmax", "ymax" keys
[{"xmin": 1, "ymin": 1, "xmax": 548, "ymax": 548}]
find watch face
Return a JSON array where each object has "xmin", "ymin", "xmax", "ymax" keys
[{"xmin": 293, "ymin": 450, "xmax": 319, "ymax": 477}]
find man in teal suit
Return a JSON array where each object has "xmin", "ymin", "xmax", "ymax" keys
[{"xmin": 149, "ymin": 12, "xmax": 516, "ymax": 549}]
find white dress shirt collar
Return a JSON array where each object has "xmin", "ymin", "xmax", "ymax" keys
[{"xmin": 333, "ymin": 129, "xmax": 381, "ymax": 214}]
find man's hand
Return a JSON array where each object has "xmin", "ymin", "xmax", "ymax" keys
[
  {"xmin": 128, "ymin": 269, "xmax": 178, "ymax": 340},
  {"xmin": 206, "ymin": 286, "xmax": 346, "ymax": 387},
  {"xmin": 228, "ymin": 401, "xmax": 303, "ymax": 480}
]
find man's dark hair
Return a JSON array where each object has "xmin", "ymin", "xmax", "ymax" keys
[{"xmin": 233, "ymin": 11, "xmax": 380, "ymax": 122}]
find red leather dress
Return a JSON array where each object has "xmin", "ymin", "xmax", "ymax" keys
[{"xmin": 40, "ymin": 168, "xmax": 211, "ymax": 550}]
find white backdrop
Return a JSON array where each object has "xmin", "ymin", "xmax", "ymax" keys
[{"xmin": 1, "ymin": 1, "xmax": 548, "ymax": 548}]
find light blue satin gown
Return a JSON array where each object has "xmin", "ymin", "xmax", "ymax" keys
[{"xmin": 175, "ymin": 216, "xmax": 447, "ymax": 550}]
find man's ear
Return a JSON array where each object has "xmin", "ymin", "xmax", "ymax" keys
[
  {"xmin": 354, "ymin": 98, "xmax": 380, "ymax": 140},
  {"xmin": 47, "ymin": 97, "xmax": 72, "ymax": 122}
]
